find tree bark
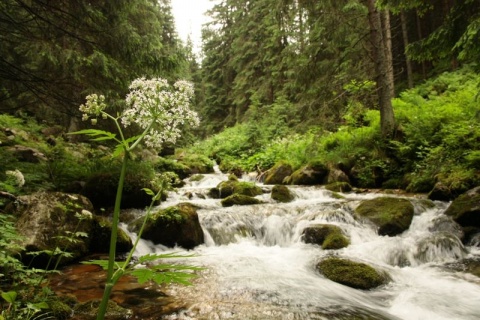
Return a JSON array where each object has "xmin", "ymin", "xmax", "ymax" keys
[
  {"xmin": 381, "ymin": 10, "xmax": 395, "ymax": 97},
  {"xmin": 365, "ymin": 0, "xmax": 395, "ymax": 138},
  {"xmin": 400, "ymin": 10, "xmax": 414, "ymax": 88}
]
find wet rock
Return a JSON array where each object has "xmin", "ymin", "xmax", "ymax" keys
[
  {"xmin": 89, "ymin": 216, "xmax": 133, "ymax": 254},
  {"xmin": 131, "ymin": 203, "xmax": 204, "ymax": 249},
  {"xmin": 354, "ymin": 197, "xmax": 414, "ymax": 236},
  {"xmin": 263, "ymin": 162, "xmax": 293, "ymax": 185},
  {"xmin": 325, "ymin": 167, "xmax": 350, "ymax": 184},
  {"xmin": 428, "ymin": 181, "xmax": 455, "ymax": 201},
  {"xmin": 9, "ymin": 192, "xmax": 95, "ymax": 268},
  {"xmin": 316, "ymin": 257, "xmax": 389, "ymax": 290},
  {"xmin": 285, "ymin": 163, "xmax": 328, "ymax": 185},
  {"xmin": 271, "ymin": 185, "xmax": 295, "ymax": 203},
  {"xmin": 81, "ymin": 172, "xmax": 159, "ymax": 210},
  {"xmin": 211, "ymin": 174, "xmax": 263, "ymax": 199},
  {"xmin": 221, "ymin": 194, "xmax": 263, "ymax": 207},
  {"xmin": 444, "ymin": 186, "xmax": 480, "ymax": 228},
  {"xmin": 302, "ymin": 224, "xmax": 349, "ymax": 250},
  {"xmin": 325, "ymin": 182, "xmax": 352, "ymax": 193}
]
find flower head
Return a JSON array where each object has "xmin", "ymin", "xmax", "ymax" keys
[
  {"xmin": 122, "ymin": 78, "xmax": 200, "ymax": 149},
  {"xmin": 6, "ymin": 169, "xmax": 25, "ymax": 187},
  {"xmin": 79, "ymin": 94, "xmax": 107, "ymax": 122}
]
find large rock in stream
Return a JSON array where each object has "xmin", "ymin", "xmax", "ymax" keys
[
  {"xmin": 444, "ymin": 186, "xmax": 480, "ymax": 228},
  {"xmin": 443, "ymin": 186, "xmax": 480, "ymax": 244},
  {"xmin": 263, "ymin": 162, "xmax": 293, "ymax": 185},
  {"xmin": 302, "ymin": 224, "xmax": 350, "ymax": 250},
  {"xmin": 131, "ymin": 203, "xmax": 204, "ymax": 249},
  {"xmin": 209, "ymin": 174, "xmax": 263, "ymax": 199},
  {"xmin": 9, "ymin": 192, "xmax": 95, "ymax": 267},
  {"xmin": 316, "ymin": 257, "xmax": 389, "ymax": 290},
  {"xmin": 354, "ymin": 197, "xmax": 414, "ymax": 236},
  {"xmin": 8, "ymin": 192, "xmax": 133, "ymax": 267}
]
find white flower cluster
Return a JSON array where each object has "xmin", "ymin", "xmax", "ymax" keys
[
  {"xmin": 122, "ymin": 77, "xmax": 200, "ymax": 149},
  {"xmin": 6, "ymin": 169, "xmax": 25, "ymax": 187},
  {"xmin": 79, "ymin": 94, "xmax": 107, "ymax": 125}
]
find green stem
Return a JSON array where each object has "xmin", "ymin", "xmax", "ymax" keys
[
  {"xmin": 96, "ymin": 150, "xmax": 128, "ymax": 320},
  {"xmin": 122, "ymin": 189, "xmax": 162, "ymax": 267}
]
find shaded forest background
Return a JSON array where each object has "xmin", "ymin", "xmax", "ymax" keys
[
  {"xmin": 1, "ymin": 0, "xmax": 478, "ymax": 135},
  {"xmin": 1, "ymin": 0, "xmax": 479, "ymax": 197}
]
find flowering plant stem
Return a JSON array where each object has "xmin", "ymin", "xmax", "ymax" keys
[{"xmin": 74, "ymin": 78, "xmax": 200, "ymax": 320}]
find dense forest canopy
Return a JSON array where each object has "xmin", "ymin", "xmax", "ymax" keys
[
  {"xmin": 198, "ymin": 0, "xmax": 479, "ymax": 136},
  {"xmin": 0, "ymin": 0, "xmax": 479, "ymax": 137},
  {"xmin": 0, "ymin": 0, "xmax": 193, "ymax": 130}
]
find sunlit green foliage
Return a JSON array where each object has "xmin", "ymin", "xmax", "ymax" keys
[{"xmin": 193, "ymin": 67, "xmax": 479, "ymax": 191}]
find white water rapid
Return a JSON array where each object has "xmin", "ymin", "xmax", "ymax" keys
[{"xmin": 128, "ymin": 169, "xmax": 480, "ymax": 320}]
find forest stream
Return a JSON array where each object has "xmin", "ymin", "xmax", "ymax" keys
[{"xmin": 52, "ymin": 167, "xmax": 480, "ymax": 320}]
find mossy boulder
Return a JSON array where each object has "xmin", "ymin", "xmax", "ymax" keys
[
  {"xmin": 444, "ymin": 186, "xmax": 480, "ymax": 228},
  {"xmin": 271, "ymin": 185, "xmax": 295, "ymax": 203},
  {"xmin": 263, "ymin": 162, "xmax": 293, "ymax": 185},
  {"xmin": 221, "ymin": 194, "xmax": 263, "ymax": 207},
  {"xmin": 325, "ymin": 182, "xmax": 352, "ymax": 193},
  {"xmin": 82, "ymin": 172, "xmax": 159, "ymax": 210},
  {"xmin": 131, "ymin": 203, "xmax": 204, "ymax": 249},
  {"xmin": 285, "ymin": 163, "xmax": 329, "ymax": 185},
  {"xmin": 89, "ymin": 216, "xmax": 133, "ymax": 254},
  {"xmin": 303, "ymin": 224, "xmax": 350, "ymax": 250},
  {"xmin": 354, "ymin": 197, "xmax": 414, "ymax": 236},
  {"xmin": 316, "ymin": 257, "xmax": 389, "ymax": 290},
  {"xmin": 212, "ymin": 175, "xmax": 263, "ymax": 199},
  {"xmin": 10, "ymin": 192, "xmax": 95, "ymax": 268},
  {"xmin": 325, "ymin": 167, "xmax": 350, "ymax": 184}
]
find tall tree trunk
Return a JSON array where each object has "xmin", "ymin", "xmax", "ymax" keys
[
  {"xmin": 415, "ymin": 9, "xmax": 427, "ymax": 79},
  {"xmin": 381, "ymin": 10, "xmax": 395, "ymax": 97},
  {"xmin": 365, "ymin": 0, "xmax": 395, "ymax": 138},
  {"xmin": 400, "ymin": 10, "xmax": 414, "ymax": 88}
]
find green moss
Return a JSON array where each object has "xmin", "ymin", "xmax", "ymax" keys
[
  {"xmin": 355, "ymin": 197, "xmax": 414, "ymax": 236},
  {"xmin": 303, "ymin": 224, "xmax": 349, "ymax": 250},
  {"xmin": 322, "ymin": 233, "xmax": 350, "ymax": 250},
  {"xmin": 221, "ymin": 194, "xmax": 263, "ymax": 207},
  {"xmin": 233, "ymin": 181, "xmax": 263, "ymax": 197},
  {"xmin": 317, "ymin": 257, "xmax": 388, "ymax": 290},
  {"xmin": 48, "ymin": 299, "xmax": 73, "ymax": 320},
  {"xmin": 153, "ymin": 206, "xmax": 186, "ymax": 224},
  {"xmin": 325, "ymin": 182, "xmax": 352, "ymax": 192},
  {"xmin": 271, "ymin": 185, "xmax": 295, "ymax": 203}
]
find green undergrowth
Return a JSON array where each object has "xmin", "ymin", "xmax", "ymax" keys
[{"xmin": 192, "ymin": 66, "xmax": 480, "ymax": 191}]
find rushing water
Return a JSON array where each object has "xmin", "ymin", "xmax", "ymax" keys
[{"xmin": 127, "ymin": 169, "xmax": 480, "ymax": 320}]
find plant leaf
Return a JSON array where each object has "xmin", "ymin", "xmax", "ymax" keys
[{"xmin": 1, "ymin": 290, "xmax": 17, "ymax": 303}]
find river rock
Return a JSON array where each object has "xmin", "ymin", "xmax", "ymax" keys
[
  {"xmin": 81, "ymin": 172, "xmax": 159, "ymax": 210},
  {"xmin": 325, "ymin": 167, "xmax": 350, "ymax": 184},
  {"xmin": 221, "ymin": 194, "xmax": 263, "ymax": 207},
  {"xmin": 316, "ymin": 257, "xmax": 389, "ymax": 290},
  {"xmin": 271, "ymin": 185, "xmax": 295, "ymax": 203},
  {"xmin": 132, "ymin": 203, "xmax": 204, "ymax": 249},
  {"xmin": 9, "ymin": 192, "xmax": 95, "ymax": 268},
  {"xmin": 285, "ymin": 163, "xmax": 329, "ymax": 185},
  {"xmin": 444, "ymin": 186, "xmax": 480, "ymax": 228},
  {"xmin": 302, "ymin": 224, "xmax": 349, "ymax": 249},
  {"xmin": 325, "ymin": 182, "xmax": 352, "ymax": 193},
  {"xmin": 263, "ymin": 162, "xmax": 293, "ymax": 185},
  {"xmin": 354, "ymin": 197, "xmax": 414, "ymax": 236},
  {"xmin": 89, "ymin": 216, "xmax": 133, "ymax": 254},
  {"xmin": 213, "ymin": 175, "xmax": 263, "ymax": 199}
]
